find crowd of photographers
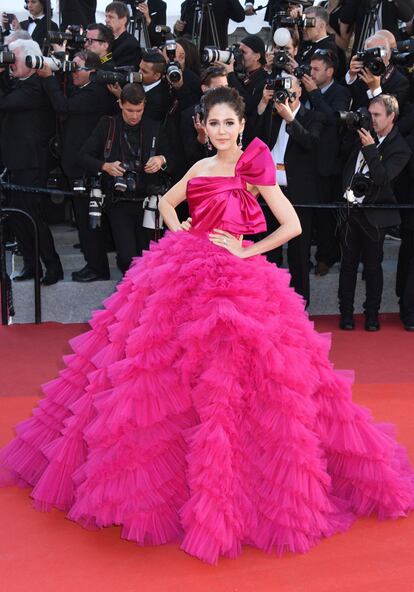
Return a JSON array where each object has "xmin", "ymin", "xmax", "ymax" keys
[{"xmin": 0, "ymin": 0, "xmax": 414, "ymax": 331}]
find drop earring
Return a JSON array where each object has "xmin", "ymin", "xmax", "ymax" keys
[
  {"xmin": 206, "ymin": 135, "xmax": 213, "ymax": 151},
  {"xmin": 238, "ymin": 132, "xmax": 243, "ymax": 148}
]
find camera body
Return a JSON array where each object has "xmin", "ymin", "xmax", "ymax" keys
[
  {"xmin": 293, "ymin": 63, "xmax": 311, "ymax": 79},
  {"xmin": 114, "ymin": 162, "xmax": 140, "ymax": 194},
  {"xmin": 265, "ymin": 76, "xmax": 293, "ymax": 103},
  {"xmin": 356, "ymin": 47, "xmax": 387, "ymax": 76},
  {"xmin": 350, "ymin": 173, "xmax": 374, "ymax": 199},
  {"xmin": 391, "ymin": 40, "xmax": 414, "ymax": 67},
  {"xmin": 164, "ymin": 40, "xmax": 183, "ymax": 84},
  {"xmin": 273, "ymin": 49, "xmax": 290, "ymax": 70},
  {"xmin": 93, "ymin": 68, "xmax": 144, "ymax": 86},
  {"xmin": 274, "ymin": 11, "xmax": 316, "ymax": 29},
  {"xmin": 337, "ymin": 107, "xmax": 372, "ymax": 131}
]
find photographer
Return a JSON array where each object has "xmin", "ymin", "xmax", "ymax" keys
[
  {"xmin": 339, "ymin": 95, "xmax": 411, "ymax": 331},
  {"xmin": 217, "ymin": 34, "xmax": 267, "ymax": 115},
  {"xmin": 340, "ymin": 0, "xmax": 414, "ymax": 55},
  {"xmin": 105, "ymin": 2, "xmax": 142, "ymax": 67},
  {"xmin": 174, "ymin": 0, "xmax": 245, "ymax": 50},
  {"xmin": 162, "ymin": 38, "xmax": 201, "ymax": 110},
  {"xmin": 37, "ymin": 50, "xmax": 115, "ymax": 283},
  {"xmin": 251, "ymin": 74, "xmax": 325, "ymax": 306},
  {"xmin": 346, "ymin": 33, "xmax": 410, "ymax": 111},
  {"xmin": 301, "ymin": 49, "xmax": 351, "ymax": 276},
  {"xmin": 120, "ymin": 1, "xmax": 167, "ymax": 48},
  {"xmin": 2, "ymin": 0, "xmax": 58, "ymax": 52},
  {"xmin": 79, "ymin": 83, "xmax": 173, "ymax": 273},
  {"xmin": 0, "ymin": 38, "xmax": 63, "ymax": 285},
  {"xmin": 84, "ymin": 23, "xmax": 115, "ymax": 71},
  {"xmin": 139, "ymin": 49, "xmax": 171, "ymax": 120}
]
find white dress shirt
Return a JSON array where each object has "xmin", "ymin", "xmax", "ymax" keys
[{"xmin": 270, "ymin": 104, "xmax": 301, "ymax": 187}]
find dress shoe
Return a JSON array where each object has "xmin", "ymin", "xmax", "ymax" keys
[
  {"xmin": 364, "ymin": 312, "xmax": 380, "ymax": 331},
  {"xmin": 339, "ymin": 314, "xmax": 355, "ymax": 330},
  {"xmin": 72, "ymin": 266, "xmax": 109, "ymax": 282},
  {"xmin": 41, "ymin": 264, "xmax": 64, "ymax": 286},
  {"xmin": 315, "ymin": 261, "xmax": 329, "ymax": 276},
  {"xmin": 403, "ymin": 315, "xmax": 414, "ymax": 332},
  {"xmin": 13, "ymin": 267, "xmax": 42, "ymax": 282}
]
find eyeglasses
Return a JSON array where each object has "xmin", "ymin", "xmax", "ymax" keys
[{"xmin": 85, "ymin": 38, "xmax": 106, "ymax": 44}]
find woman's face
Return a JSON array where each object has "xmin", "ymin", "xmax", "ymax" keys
[
  {"xmin": 205, "ymin": 103, "xmax": 244, "ymax": 152},
  {"xmin": 27, "ymin": 0, "xmax": 44, "ymax": 18}
]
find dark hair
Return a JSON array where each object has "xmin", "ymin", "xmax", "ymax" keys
[
  {"xmin": 310, "ymin": 48, "xmax": 338, "ymax": 74},
  {"xmin": 304, "ymin": 5, "xmax": 329, "ymax": 25},
  {"xmin": 201, "ymin": 86, "xmax": 245, "ymax": 121},
  {"xmin": 74, "ymin": 49, "xmax": 102, "ymax": 70},
  {"xmin": 175, "ymin": 37, "xmax": 201, "ymax": 75},
  {"xmin": 105, "ymin": 1, "xmax": 129, "ymax": 20},
  {"xmin": 141, "ymin": 49, "xmax": 166, "ymax": 74},
  {"xmin": 120, "ymin": 83, "xmax": 146, "ymax": 105},
  {"xmin": 200, "ymin": 65, "xmax": 227, "ymax": 87},
  {"xmin": 36, "ymin": 0, "xmax": 53, "ymax": 16},
  {"xmin": 87, "ymin": 23, "xmax": 115, "ymax": 50}
]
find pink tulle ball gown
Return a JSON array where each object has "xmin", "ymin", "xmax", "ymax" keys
[{"xmin": 1, "ymin": 138, "xmax": 413, "ymax": 565}]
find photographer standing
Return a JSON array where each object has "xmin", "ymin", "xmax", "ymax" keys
[
  {"xmin": 346, "ymin": 33, "xmax": 409, "ymax": 111},
  {"xmin": 37, "ymin": 50, "xmax": 115, "ymax": 283},
  {"xmin": 84, "ymin": 24, "xmax": 115, "ymax": 71},
  {"xmin": 79, "ymin": 83, "xmax": 173, "ymax": 273},
  {"xmin": 1, "ymin": 0, "xmax": 58, "ymax": 52},
  {"xmin": 0, "ymin": 38, "xmax": 63, "ymax": 285},
  {"xmin": 105, "ymin": 2, "xmax": 142, "ymax": 67},
  {"xmin": 339, "ymin": 95, "xmax": 411, "ymax": 331}
]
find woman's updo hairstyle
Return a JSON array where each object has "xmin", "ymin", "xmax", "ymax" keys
[{"xmin": 201, "ymin": 87, "xmax": 245, "ymax": 122}]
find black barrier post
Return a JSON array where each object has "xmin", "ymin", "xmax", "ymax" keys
[{"xmin": 0, "ymin": 207, "xmax": 42, "ymax": 325}]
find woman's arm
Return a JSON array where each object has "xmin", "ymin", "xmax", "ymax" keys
[
  {"xmin": 209, "ymin": 183, "xmax": 302, "ymax": 257},
  {"xmin": 158, "ymin": 161, "xmax": 205, "ymax": 231}
]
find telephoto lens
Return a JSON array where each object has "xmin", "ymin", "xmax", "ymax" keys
[
  {"xmin": 0, "ymin": 51, "xmax": 15, "ymax": 66},
  {"xmin": 25, "ymin": 55, "xmax": 61, "ymax": 71},
  {"xmin": 88, "ymin": 177, "xmax": 104, "ymax": 230}
]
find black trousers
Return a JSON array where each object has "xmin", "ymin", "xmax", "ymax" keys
[
  {"xmin": 106, "ymin": 198, "xmax": 148, "ymax": 274},
  {"xmin": 259, "ymin": 192, "xmax": 313, "ymax": 306},
  {"xmin": 396, "ymin": 223, "xmax": 414, "ymax": 319},
  {"xmin": 314, "ymin": 175, "xmax": 341, "ymax": 266},
  {"xmin": 338, "ymin": 211, "xmax": 386, "ymax": 314},
  {"xmin": 8, "ymin": 168, "xmax": 61, "ymax": 270},
  {"xmin": 71, "ymin": 190, "xmax": 110, "ymax": 277}
]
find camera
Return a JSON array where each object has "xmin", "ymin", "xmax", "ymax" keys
[
  {"xmin": 265, "ymin": 76, "xmax": 293, "ymax": 103},
  {"xmin": 356, "ymin": 47, "xmax": 387, "ymax": 76},
  {"xmin": 293, "ymin": 63, "xmax": 311, "ymax": 79},
  {"xmin": 25, "ymin": 54, "xmax": 78, "ymax": 72},
  {"xmin": 273, "ymin": 49, "xmax": 291, "ymax": 70},
  {"xmin": 337, "ymin": 107, "xmax": 372, "ymax": 131},
  {"xmin": 92, "ymin": 68, "xmax": 144, "ymax": 86},
  {"xmin": 164, "ymin": 40, "xmax": 183, "ymax": 84},
  {"xmin": 73, "ymin": 178, "xmax": 87, "ymax": 192},
  {"xmin": 345, "ymin": 173, "xmax": 374, "ymax": 202},
  {"xmin": 88, "ymin": 177, "xmax": 104, "ymax": 231},
  {"xmin": 0, "ymin": 50, "xmax": 15, "ymax": 68},
  {"xmin": 47, "ymin": 25, "xmax": 86, "ymax": 48},
  {"xmin": 202, "ymin": 44, "xmax": 244, "ymax": 77},
  {"xmin": 273, "ymin": 11, "xmax": 316, "ymax": 29},
  {"xmin": 391, "ymin": 40, "xmax": 414, "ymax": 67},
  {"xmin": 114, "ymin": 162, "xmax": 139, "ymax": 193}
]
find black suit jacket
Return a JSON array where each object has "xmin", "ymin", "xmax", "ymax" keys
[
  {"xmin": 148, "ymin": 0, "xmax": 167, "ymax": 47},
  {"xmin": 340, "ymin": 0, "xmax": 414, "ymax": 55},
  {"xmin": 342, "ymin": 126, "xmax": 411, "ymax": 228},
  {"xmin": 144, "ymin": 79, "xmax": 172, "ymax": 122},
  {"xmin": 252, "ymin": 104, "xmax": 325, "ymax": 204},
  {"xmin": 0, "ymin": 74, "xmax": 55, "ymax": 171},
  {"xmin": 41, "ymin": 76, "xmax": 115, "ymax": 178},
  {"xmin": 79, "ymin": 113, "xmax": 174, "ymax": 199},
  {"xmin": 20, "ymin": 17, "xmax": 59, "ymax": 50},
  {"xmin": 228, "ymin": 68, "xmax": 267, "ymax": 116},
  {"xmin": 394, "ymin": 134, "xmax": 414, "ymax": 231},
  {"xmin": 112, "ymin": 31, "xmax": 142, "ymax": 68},
  {"xmin": 348, "ymin": 66, "xmax": 410, "ymax": 111},
  {"xmin": 305, "ymin": 81, "xmax": 351, "ymax": 176},
  {"xmin": 60, "ymin": 0, "xmax": 97, "ymax": 28},
  {"xmin": 178, "ymin": 0, "xmax": 245, "ymax": 49},
  {"xmin": 297, "ymin": 35, "xmax": 346, "ymax": 80}
]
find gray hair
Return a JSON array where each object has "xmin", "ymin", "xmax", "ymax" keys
[
  {"xmin": 5, "ymin": 30, "xmax": 32, "ymax": 44},
  {"xmin": 9, "ymin": 38, "xmax": 43, "ymax": 59}
]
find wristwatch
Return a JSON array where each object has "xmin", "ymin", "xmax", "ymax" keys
[{"xmin": 160, "ymin": 155, "xmax": 167, "ymax": 171}]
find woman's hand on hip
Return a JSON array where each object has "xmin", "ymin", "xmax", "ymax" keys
[{"xmin": 208, "ymin": 229, "xmax": 246, "ymax": 258}]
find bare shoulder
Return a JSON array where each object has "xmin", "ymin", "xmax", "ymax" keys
[{"xmin": 185, "ymin": 156, "xmax": 216, "ymax": 180}]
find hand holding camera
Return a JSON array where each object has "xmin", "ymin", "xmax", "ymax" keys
[
  {"xmin": 2, "ymin": 12, "xmax": 19, "ymax": 31},
  {"xmin": 357, "ymin": 128, "xmax": 375, "ymax": 147},
  {"xmin": 301, "ymin": 73, "xmax": 317, "ymax": 93},
  {"xmin": 102, "ymin": 161, "xmax": 126, "ymax": 177},
  {"xmin": 274, "ymin": 98, "xmax": 295, "ymax": 123},
  {"xmin": 348, "ymin": 54, "xmax": 365, "ymax": 79},
  {"xmin": 358, "ymin": 68, "xmax": 381, "ymax": 92}
]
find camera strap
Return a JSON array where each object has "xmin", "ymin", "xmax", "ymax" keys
[{"xmin": 104, "ymin": 116, "xmax": 116, "ymax": 161}]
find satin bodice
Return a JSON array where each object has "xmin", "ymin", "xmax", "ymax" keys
[{"xmin": 187, "ymin": 138, "xmax": 276, "ymax": 235}]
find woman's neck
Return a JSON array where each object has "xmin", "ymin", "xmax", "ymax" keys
[{"xmin": 215, "ymin": 146, "xmax": 242, "ymax": 165}]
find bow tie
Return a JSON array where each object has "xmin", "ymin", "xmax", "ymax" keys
[{"xmin": 28, "ymin": 17, "xmax": 41, "ymax": 24}]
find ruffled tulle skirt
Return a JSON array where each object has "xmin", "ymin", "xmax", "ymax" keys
[{"xmin": 1, "ymin": 230, "xmax": 413, "ymax": 564}]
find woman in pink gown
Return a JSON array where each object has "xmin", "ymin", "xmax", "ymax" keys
[{"xmin": 1, "ymin": 87, "xmax": 413, "ymax": 565}]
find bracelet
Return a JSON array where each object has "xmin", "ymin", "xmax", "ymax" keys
[{"xmin": 160, "ymin": 155, "xmax": 167, "ymax": 171}]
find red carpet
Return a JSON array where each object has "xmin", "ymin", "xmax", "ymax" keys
[{"xmin": 0, "ymin": 315, "xmax": 413, "ymax": 592}]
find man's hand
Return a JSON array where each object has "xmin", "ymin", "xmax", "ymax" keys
[
  {"xmin": 144, "ymin": 156, "xmax": 165, "ymax": 174},
  {"xmin": 174, "ymin": 19, "xmax": 186, "ymax": 32},
  {"xmin": 193, "ymin": 113, "xmax": 208, "ymax": 144},
  {"xmin": 357, "ymin": 128, "xmax": 376, "ymax": 146},
  {"xmin": 349, "ymin": 54, "xmax": 364, "ymax": 78},
  {"xmin": 102, "ymin": 161, "xmax": 125, "ymax": 176},
  {"xmin": 358, "ymin": 67, "xmax": 381, "ymax": 91},
  {"xmin": 107, "ymin": 83, "xmax": 122, "ymax": 98},
  {"xmin": 137, "ymin": 2, "xmax": 151, "ymax": 25},
  {"xmin": 213, "ymin": 59, "xmax": 234, "ymax": 74},
  {"xmin": 264, "ymin": 50, "xmax": 274, "ymax": 73},
  {"xmin": 257, "ymin": 87, "xmax": 274, "ymax": 115},
  {"xmin": 274, "ymin": 98, "xmax": 295, "ymax": 123},
  {"xmin": 37, "ymin": 64, "xmax": 54, "ymax": 78},
  {"xmin": 301, "ymin": 73, "xmax": 318, "ymax": 92},
  {"xmin": 169, "ymin": 77, "xmax": 184, "ymax": 90},
  {"xmin": 2, "ymin": 12, "xmax": 20, "ymax": 30}
]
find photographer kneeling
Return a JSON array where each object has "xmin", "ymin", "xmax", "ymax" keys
[
  {"xmin": 339, "ymin": 95, "xmax": 411, "ymax": 331},
  {"xmin": 79, "ymin": 83, "xmax": 173, "ymax": 274}
]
